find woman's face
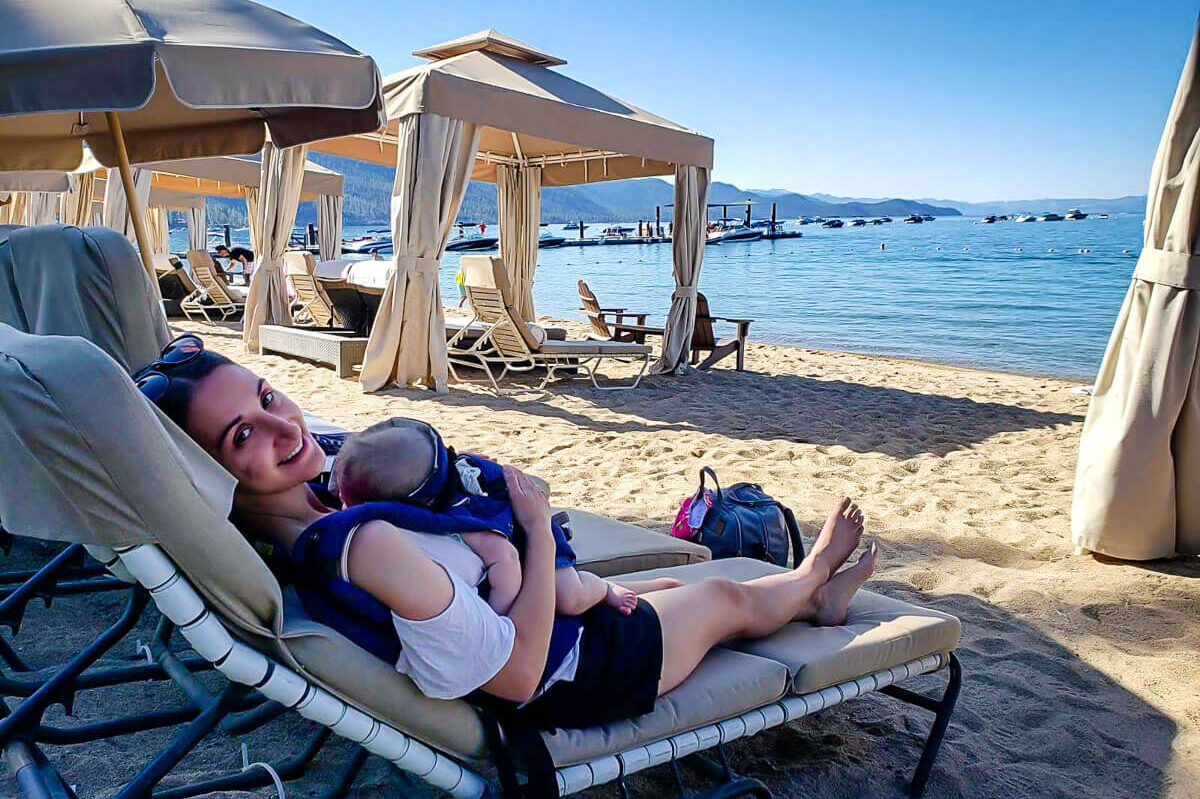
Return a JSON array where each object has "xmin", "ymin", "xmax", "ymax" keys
[{"xmin": 185, "ymin": 364, "xmax": 326, "ymax": 494}]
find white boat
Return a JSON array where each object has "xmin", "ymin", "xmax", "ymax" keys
[
  {"xmin": 445, "ymin": 223, "xmax": 498, "ymax": 251},
  {"xmin": 706, "ymin": 219, "xmax": 763, "ymax": 243},
  {"xmin": 1064, "ymin": 208, "xmax": 1088, "ymax": 220},
  {"xmin": 1014, "ymin": 213, "xmax": 1036, "ymax": 223},
  {"xmin": 1038, "ymin": 212, "xmax": 1064, "ymax": 222},
  {"xmin": 903, "ymin": 214, "xmax": 923, "ymax": 224},
  {"xmin": 848, "ymin": 218, "xmax": 867, "ymax": 227}
]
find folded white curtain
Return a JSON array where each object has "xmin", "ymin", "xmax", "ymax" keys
[
  {"xmin": 61, "ymin": 172, "xmax": 96, "ymax": 227},
  {"xmin": 361, "ymin": 112, "xmax": 479, "ymax": 392},
  {"xmin": 186, "ymin": 204, "xmax": 207, "ymax": 251},
  {"xmin": 244, "ymin": 187, "xmax": 260, "ymax": 254},
  {"xmin": 0, "ymin": 192, "xmax": 10, "ymax": 225},
  {"xmin": 244, "ymin": 142, "xmax": 307, "ymax": 351},
  {"xmin": 317, "ymin": 193, "xmax": 343, "ymax": 262},
  {"xmin": 1071, "ymin": 17, "xmax": 1200, "ymax": 560},
  {"xmin": 147, "ymin": 205, "xmax": 170, "ymax": 253},
  {"xmin": 101, "ymin": 167, "xmax": 151, "ymax": 243},
  {"xmin": 654, "ymin": 165, "xmax": 711, "ymax": 373},
  {"xmin": 0, "ymin": 191, "xmax": 59, "ymax": 226},
  {"xmin": 496, "ymin": 164, "xmax": 542, "ymax": 322}
]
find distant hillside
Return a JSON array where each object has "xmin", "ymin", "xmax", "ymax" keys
[
  {"xmin": 810, "ymin": 192, "xmax": 1147, "ymax": 216},
  {"xmin": 198, "ymin": 154, "xmax": 961, "ymax": 227}
]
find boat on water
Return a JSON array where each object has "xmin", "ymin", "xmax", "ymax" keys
[
  {"xmin": 821, "ymin": 218, "xmax": 844, "ymax": 228},
  {"xmin": 1096, "ymin": 213, "xmax": 1109, "ymax": 219},
  {"xmin": 921, "ymin": 214, "xmax": 935, "ymax": 221},
  {"xmin": 848, "ymin": 218, "xmax": 866, "ymax": 227},
  {"xmin": 1014, "ymin": 213, "xmax": 1036, "ymax": 223},
  {"xmin": 1064, "ymin": 208, "xmax": 1088, "ymax": 220},
  {"xmin": 562, "ymin": 221, "xmax": 589, "ymax": 234},
  {"xmin": 879, "ymin": 217, "xmax": 892, "ymax": 223},
  {"xmin": 796, "ymin": 216, "xmax": 813, "ymax": 225},
  {"xmin": 903, "ymin": 214, "xmax": 923, "ymax": 224},
  {"xmin": 538, "ymin": 231, "xmax": 565, "ymax": 248},
  {"xmin": 1038, "ymin": 212, "xmax": 1064, "ymax": 222},
  {"xmin": 869, "ymin": 218, "xmax": 885, "ymax": 225},
  {"xmin": 445, "ymin": 223, "xmax": 498, "ymax": 251},
  {"xmin": 706, "ymin": 219, "xmax": 764, "ymax": 243},
  {"xmin": 981, "ymin": 215, "xmax": 996, "ymax": 224},
  {"xmin": 342, "ymin": 235, "xmax": 392, "ymax": 255}
]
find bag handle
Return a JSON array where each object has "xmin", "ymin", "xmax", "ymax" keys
[
  {"xmin": 781, "ymin": 506, "xmax": 805, "ymax": 565},
  {"xmin": 698, "ymin": 466, "xmax": 724, "ymax": 517}
]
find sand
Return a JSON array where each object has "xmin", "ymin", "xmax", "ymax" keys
[{"xmin": 6, "ymin": 315, "xmax": 1198, "ymax": 798}]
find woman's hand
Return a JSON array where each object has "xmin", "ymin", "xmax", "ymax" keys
[{"xmin": 503, "ymin": 466, "xmax": 552, "ymax": 545}]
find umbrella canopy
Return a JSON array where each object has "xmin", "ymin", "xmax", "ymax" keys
[
  {"xmin": 141, "ymin": 156, "xmax": 344, "ymax": 202},
  {"xmin": 1071, "ymin": 17, "xmax": 1200, "ymax": 560},
  {"xmin": 313, "ymin": 30, "xmax": 713, "ymax": 185},
  {"xmin": 0, "ymin": 0, "xmax": 385, "ymax": 171},
  {"xmin": 0, "ymin": 171, "xmax": 72, "ymax": 192}
]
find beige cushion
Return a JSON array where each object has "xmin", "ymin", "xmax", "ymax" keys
[
  {"xmin": 280, "ymin": 589, "xmax": 489, "ymax": 763},
  {"xmin": 542, "ymin": 647, "xmax": 788, "ymax": 767},
  {"xmin": 614, "ymin": 558, "xmax": 961, "ymax": 695},
  {"xmin": 538, "ymin": 339, "xmax": 652, "ymax": 357},
  {"xmin": 563, "ymin": 508, "xmax": 710, "ymax": 577}
]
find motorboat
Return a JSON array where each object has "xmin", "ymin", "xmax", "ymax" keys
[
  {"xmin": 706, "ymin": 219, "xmax": 764, "ymax": 243},
  {"xmin": 821, "ymin": 218, "xmax": 844, "ymax": 228},
  {"xmin": 1014, "ymin": 213, "xmax": 1036, "ymax": 223},
  {"xmin": 1096, "ymin": 214, "xmax": 1109, "ymax": 219},
  {"xmin": 1037, "ymin": 212, "xmax": 1064, "ymax": 222},
  {"xmin": 562, "ymin": 221, "xmax": 588, "ymax": 233},
  {"xmin": 538, "ymin": 230, "xmax": 566, "ymax": 248},
  {"xmin": 921, "ymin": 214, "xmax": 935, "ymax": 221},
  {"xmin": 848, "ymin": 218, "xmax": 866, "ymax": 227},
  {"xmin": 981, "ymin": 215, "xmax": 996, "ymax": 224},
  {"xmin": 903, "ymin": 214, "xmax": 923, "ymax": 224},
  {"xmin": 1064, "ymin": 208, "xmax": 1088, "ymax": 220},
  {"xmin": 445, "ymin": 223, "xmax": 499, "ymax": 251},
  {"xmin": 879, "ymin": 217, "xmax": 892, "ymax": 223},
  {"xmin": 796, "ymin": 216, "xmax": 812, "ymax": 225},
  {"xmin": 870, "ymin": 218, "xmax": 885, "ymax": 225},
  {"xmin": 342, "ymin": 235, "xmax": 392, "ymax": 255}
]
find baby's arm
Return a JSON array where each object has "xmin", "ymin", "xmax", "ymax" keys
[
  {"xmin": 554, "ymin": 568, "xmax": 641, "ymax": 616},
  {"xmin": 461, "ymin": 532, "xmax": 522, "ymax": 616}
]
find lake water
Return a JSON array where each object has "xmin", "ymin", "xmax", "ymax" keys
[{"xmin": 176, "ymin": 214, "xmax": 1143, "ymax": 380}]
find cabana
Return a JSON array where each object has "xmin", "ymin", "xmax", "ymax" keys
[
  {"xmin": 139, "ymin": 156, "xmax": 346, "ymax": 257},
  {"xmin": 313, "ymin": 30, "xmax": 714, "ymax": 391}
]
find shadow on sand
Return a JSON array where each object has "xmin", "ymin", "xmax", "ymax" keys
[{"xmin": 404, "ymin": 369, "xmax": 1083, "ymax": 460}]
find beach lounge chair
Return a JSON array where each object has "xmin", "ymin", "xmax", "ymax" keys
[
  {"xmin": 0, "ymin": 323, "xmax": 962, "ymax": 798},
  {"xmin": 183, "ymin": 250, "xmax": 246, "ymax": 322},
  {"xmin": 286, "ymin": 252, "xmax": 341, "ymax": 328},
  {"xmin": 691, "ymin": 292, "xmax": 753, "ymax": 371},
  {"xmin": 451, "ymin": 256, "xmax": 652, "ymax": 391},
  {"xmin": 577, "ymin": 279, "xmax": 664, "ymax": 344}
]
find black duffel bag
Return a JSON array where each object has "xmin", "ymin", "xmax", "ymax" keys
[{"xmin": 690, "ymin": 467, "xmax": 805, "ymax": 566}]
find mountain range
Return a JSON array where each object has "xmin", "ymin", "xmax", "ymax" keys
[{"xmin": 202, "ymin": 153, "xmax": 1141, "ymax": 228}]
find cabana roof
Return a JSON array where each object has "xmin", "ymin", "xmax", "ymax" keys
[
  {"xmin": 313, "ymin": 31, "xmax": 713, "ymax": 186},
  {"xmin": 139, "ymin": 156, "xmax": 344, "ymax": 202}
]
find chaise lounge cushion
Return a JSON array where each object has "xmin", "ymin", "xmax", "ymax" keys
[
  {"xmin": 565, "ymin": 508, "xmax": 710, "ymax": 576},
  {"xmin": 542, "ymin": 647, "xmax": 788, "ymax": 768},
  {"xmin": 536, "ymin": 338, "xmax": 651, "ymax": 357},
  {"xmin": 614, "ymin": 558, "xmax": 961, "ymax": 695}
]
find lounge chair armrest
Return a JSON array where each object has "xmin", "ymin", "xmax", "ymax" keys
[
  {"xmin": 712, "ymin": 316, "xmax": 754, "ymax": 325},
  {"xmin": 610, "ymin": 311, "xmax": 649, "ymax": 325}
]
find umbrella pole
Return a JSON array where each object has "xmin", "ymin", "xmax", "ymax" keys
[{"xmin": 104, "ymin": 112, "xmax": 157, "ymax": 283}]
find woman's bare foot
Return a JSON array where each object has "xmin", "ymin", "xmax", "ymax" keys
[
  {"xmin": 807, "ymin": 497, "xmax": 865, "ymax": 574},
  {"xmin": 604, "ymin": 582, "xmax": 639, "ymax": 615},
  {"xmin": 812, "ymin": 542, "xmax": 877, "ymax": 626}
]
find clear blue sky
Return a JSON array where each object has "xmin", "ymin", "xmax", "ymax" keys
[{"xmin": 272, "ymin": 0, "xmax": 1197, "ymax": 202}]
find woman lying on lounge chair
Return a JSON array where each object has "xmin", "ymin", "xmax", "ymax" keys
[{"xmin": 141, "ymin": 336, "xmax": 879, "ymax": 731}]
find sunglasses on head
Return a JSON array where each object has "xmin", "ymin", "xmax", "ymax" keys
[{"xmin": 133, "ymin": 334, "xmax": 205, "ymax": 403}]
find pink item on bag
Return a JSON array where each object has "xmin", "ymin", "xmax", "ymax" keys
[{"xmin": 671, "ymin": 489, "xmax": 715, "ymax": 539}]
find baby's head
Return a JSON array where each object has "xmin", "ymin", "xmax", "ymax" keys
[{"xmin": 332, "ymin": 423, "xmax": 436, "ymax": 507}]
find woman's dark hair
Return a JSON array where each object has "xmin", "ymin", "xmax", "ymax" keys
[{"xmin": 150, "ymin": 350, "xmax": 235, "ymax": 432}]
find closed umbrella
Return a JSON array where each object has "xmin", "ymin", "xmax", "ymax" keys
[
  {"xmin": 1072, "ymin": 17, "xmax": 1200, "ymax": 560},
  {"xmin": 0, "ymin": 0, "xmax": 383, "ymax": 281}
]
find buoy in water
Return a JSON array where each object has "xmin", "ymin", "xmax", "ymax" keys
[
  {"xmin": 880, "ymin": 242, "xmax": 885, "ymax": 250},
  {"xmin": 1015, "ymin": 247, "xmax": 1023, "ymax": 252},
  {"xmin": 1047, "ymin": 248, "xmax": 1055, "ymax": 253}
]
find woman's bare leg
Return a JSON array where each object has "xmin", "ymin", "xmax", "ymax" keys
[{"xmin": 644, "ymin": 498, "xmax": 867, "ymax": 694}]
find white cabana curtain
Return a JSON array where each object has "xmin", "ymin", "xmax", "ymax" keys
[
  {"xmin": 243, "ymin": 142, "xmax": 308, "ymax": 351},
  {"xmin": 61, "ymin": 173, "xmax": 96, "ymax": 227},
  {"xmin": 0, "ymin": 192, "xmax": 18, "ymax": 225},
  {"xmin": 24, "ymin": 191, "xmax": 59, "ymax": 225},
  {"xmin": 317, "ymin": 193, "xmax": 344, "ymax": 262},
  {"xmin": 186, "ymin": 204, "xmax": 207, "ymax": 251},
  {"xmin": 1072, "ymin": 22, "xmax": 1200, "ymax": 561},
  {"xmin": 654, "ymin": 165, "xmax": 711, "ymax": 373},
  {"xmin": 360, "ymin": 112, "xmax": 479, "ymax": 392},
  {"xmin": 102, "ymin": 167, "xmax": 151, "ymax": 243},
  {"xmin": 148, "ymin": 205, "xmax": 170, "ymax": 253},
  {"xmin": 496, "ymin": 164, "xmax": 542, "ymax": 321},
  {"xmin": 244, "ymin": 187, "xmax": 260, "ymax": 254}
]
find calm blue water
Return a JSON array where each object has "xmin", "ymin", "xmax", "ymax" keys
[{"xmin": 172, "ymin": 214, "xmax": 1143, "ymax": 380}]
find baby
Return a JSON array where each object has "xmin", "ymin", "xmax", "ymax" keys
[{"xmin": 331, "ymin": 419, "xmax": 649, "ymax": 617}]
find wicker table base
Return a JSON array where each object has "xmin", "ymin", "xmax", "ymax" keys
[{"xmin": 258, "ymin": 325, "xmax": 369, "ymax": 378}]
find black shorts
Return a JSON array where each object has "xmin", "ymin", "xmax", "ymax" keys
[{"xmin": 518, "ymin": 601, "xmax": 664, "ymax": 730}]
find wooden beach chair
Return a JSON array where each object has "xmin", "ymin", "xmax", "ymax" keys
[
  {"xmin": 452, "ymin": 256, "xmax": 652, "ymax": 391},
  {"xmin": 183, "ymin": 249, "xmax": 245, "ymax": 322},
  {"xmin": 690, "ymin": 292, "xmax": 753, "ymax": 371},
  {"xmin": 284, "ymin": 251, "xmax": 340, "ymax": 327},
  {"xmin": 577, "ymin": 279, "xmax": 664, "ymax": 344},
  {"xmin": 0, "ymin": 323, "xmax": 964, "ymax": 799}
]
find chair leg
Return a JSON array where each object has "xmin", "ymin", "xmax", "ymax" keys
[
  {"xmin": 696, "ymin": 342, "xmax": 736, "ymax": 371},
  {"xmin": 880, "ymin": 653, "xmax": 962, "ymax": 797}
]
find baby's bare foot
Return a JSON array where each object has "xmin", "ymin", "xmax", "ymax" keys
[
  {"xmin": 604, "ymin": 582, "xmax": 639, "ymax": 615},
  {"xmin": 808, "ymin": 497, "xmax": 865, "ymax": 574},
  {"xmin": 812, "ymin": 542, "xmax": 877, "ymax": 626}
]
